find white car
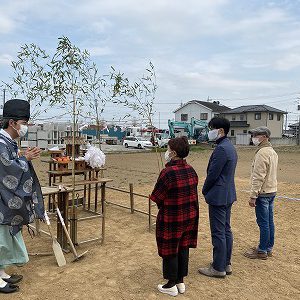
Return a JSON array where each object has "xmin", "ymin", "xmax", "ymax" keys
[
  {"xmin": 123, "ymin": 136, "xmax": 153, "ymax": 149},
  {"xmin": 157, "ymin": 137, "xmax": 170, "ymax": 148}
]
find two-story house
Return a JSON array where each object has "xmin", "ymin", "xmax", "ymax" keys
[
  {"xmin": 222, "ymin": 105, "xmax": 286, "ymax": 140},
  {"xmin": 174, "ymin": 100, "xmax": 230, "ymax": 123}
]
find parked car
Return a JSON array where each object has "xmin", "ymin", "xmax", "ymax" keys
[
  {"xmin": 123, "ymin": 136, "xmax": 153, "ymax": 149},
  {"xmin": 155, "ymin": 133, "xmax": 170, "ymax": 148}
]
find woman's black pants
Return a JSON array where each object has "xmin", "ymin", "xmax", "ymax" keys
[{"xmin": 162, "ymin": 248, "xmax": 189, "ymax": 281}]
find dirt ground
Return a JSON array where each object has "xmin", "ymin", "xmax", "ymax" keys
[{"xmin": 5, "ymin": 146, "xmax": 300, "ymax": 300}]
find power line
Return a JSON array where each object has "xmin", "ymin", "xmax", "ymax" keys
[{"xmin": 211, "ymin": 91, "xmax": 300, "ymax": 102}]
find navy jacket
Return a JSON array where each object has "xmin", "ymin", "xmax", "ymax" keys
[{"xmin": 202, "ymin": 137, "xmax": 238, "ymax": 206}]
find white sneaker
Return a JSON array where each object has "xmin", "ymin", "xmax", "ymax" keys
[
  {"xmin": 157, "ymin": 284, "xmax": 178, "ymax": 297},
  {"xmin": 226, "ymin": 264, "xmax": 232, "ymax": 275},
  {"xmin": 176, "ymin": 283, "xmax": 186, "ymax": 294}
]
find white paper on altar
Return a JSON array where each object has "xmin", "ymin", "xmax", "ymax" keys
[{"xmin": 84, "ymin": 146, "xmax": 106, "ymax": 168}]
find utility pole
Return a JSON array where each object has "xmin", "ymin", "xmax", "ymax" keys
[
  {"xmin": 297, "ymin": 115, "xmax": 300, "ymax": 146},
  {"xmin": 158, "ymin": 112, "xmax": 161, "ymax": 129},
  {"xmin": 285, "ymin": 110, "xmax": 288, "ymax": 133},
  {"xmin": 297, "ymin": 98, "xmax": 300, "ymax": 146},
  {"xmin": 298, "ymin": 110, "xmax": 300, "ymax": 146},
  {"xmin": 1, "ymin": 89, "xmax": 5, "ymax": 110}
]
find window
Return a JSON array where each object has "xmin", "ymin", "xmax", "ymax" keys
[
  {"xmin": 231, "ymin": 130, "xmax": 235, "ymax": 136},
  {"xmin": 181, "ymin": 114, "xmax": 188, "ymax": 121},
  {"xmin": 255, "ymin": 113, "xmax": 261, "ymax": 120},
  {"xmin": 269, "ymin": 113, "xmax": 274, "ymax": 120},
  {"xmin": 277, "ymin": 114, "xmax": 281, "ymax": 121},
  {"xmin": 232, "ymin": 116, "xmax": 236, "ymax": 121},
  {"xmin": 240, "ymin": 115, "xmax": 244, "ymax": 121},
  {"xmin": 200, "ymin": 113, "xmax": 208, "ymax": 120},
  {"xmin": 243, "ymin": 130, "xmax": 247, "ymax": 133}
]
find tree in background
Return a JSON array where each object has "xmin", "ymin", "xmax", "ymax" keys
[
  {"xmin": 2, "ymin": 44, "xmax": 52, "ymax": 120},
  {"xmin": 81, "ymin": 61, "xmax": 108, "ymax": 148},
  {"xmin": 111, "ymin": 62, "xmax": 163, "ymax": 170}
]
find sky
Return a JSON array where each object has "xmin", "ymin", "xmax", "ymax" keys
[{"xmin": 0, "ymin": 0, "xmax": 300, "ymax": 128}]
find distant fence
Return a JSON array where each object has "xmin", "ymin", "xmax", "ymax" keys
[
  {"xmin": 229, "ymin": 136, "xmax": 298, "ymax": 146},
  {"xmin": 270, "ymin": 137, "xmax": 298, "ymax": 146}
]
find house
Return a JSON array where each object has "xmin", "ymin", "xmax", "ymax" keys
[
  {"xmin": 222, "ymin": 105, "xmax": 286, "ymax": 140},
  {"xmin": 287, "ymin": 122, "xmax": 300, "ymax": 138},
  {"xmin": 25, "ymin": 122, "xmax": 87, "ymax": 149},
  {"xmin": 174, "ymin": 100, "xmax": 230, "ymax": 123}
]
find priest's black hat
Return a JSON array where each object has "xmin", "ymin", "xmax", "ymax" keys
[{"xmin": 3, "ymin": 99, "xmax": 30, "ymax": 120}]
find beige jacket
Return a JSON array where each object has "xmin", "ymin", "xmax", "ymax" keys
[{"xmin": 250, "ymin": 141, "xmax": 278, "ymax": 198}]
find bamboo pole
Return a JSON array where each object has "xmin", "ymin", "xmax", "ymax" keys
[
  {"xmin": 70, "ymin": 92, "xmax": 77, "ymax": 244},
  {"xmin": 148, "ymin": 196, "xmax": 151, "ymax": 232},
  {"xmin": 149, "ymin": 117, "xmax": 164, "ymax": 172}
]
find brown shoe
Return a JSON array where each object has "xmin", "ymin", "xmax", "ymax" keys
[
  {"xmin": 244, "ymin": 248, "xmax": 268, "ymax": 260},
  {"xmin": 249, "ymin": 246, "xmax": 273, "ymax": 257}
]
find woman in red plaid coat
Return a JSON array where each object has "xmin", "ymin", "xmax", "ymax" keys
[{"xmin": 150, "ymin": 136, "xmax": 199, "ymax": 297}]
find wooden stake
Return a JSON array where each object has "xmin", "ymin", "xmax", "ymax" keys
[{"xmin": 129, "ymin": 183, "xmax": 134, "ymax": 214}]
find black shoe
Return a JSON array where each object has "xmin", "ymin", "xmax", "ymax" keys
[
  {"xmin": 2, "ymin": 274, "xmax": 23, "ymax": 284},
  {"xmin": 0, "ymin": 283, "xmax": 19, "ymax": 293}
]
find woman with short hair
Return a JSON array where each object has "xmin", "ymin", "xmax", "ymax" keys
[{"xmin": 150, "ymin": 136, "xmax": 199, "ymax": 297}]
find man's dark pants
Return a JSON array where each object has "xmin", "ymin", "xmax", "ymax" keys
[{"xmin": 209, "ymin": 204, "xmax": 233, "ymax": 272}]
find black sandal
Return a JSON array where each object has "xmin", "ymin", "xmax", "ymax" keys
[
  {"xmin": 2, "ymin": 274, "xmax": 23, "ymax": 284},
  {"xmin": 0, "ymin": 283, "xmax": 19, "ymax": 294}
]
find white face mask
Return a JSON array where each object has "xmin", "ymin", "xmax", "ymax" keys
[
  {"xmin": 13, "ymin": 123, "xmax": 28, "ymax": 137},
  {"xmin": 164, "ymin": 150, "xmax": 172, "ymax": 162},
  {"xmin": 252, "ymin": 137, "xmax": 261, "ymax": 146},
  {"xmin": 19, "ymin": 124, "xmax": 28, "ymax": 137},
  {"xmin": 208, "ymin": 129, "xmax": 220, "ymax": 141}
]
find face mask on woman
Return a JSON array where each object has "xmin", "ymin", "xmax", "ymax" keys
[
  {"xmin": 165, "ymin": 150, "xmax": 172, "ymax": 162},
  {"xmin": 208, "ymin": 129, "xmax": 220, "ymax": 141}
]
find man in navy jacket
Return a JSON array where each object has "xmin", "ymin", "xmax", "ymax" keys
[{"xmin": 198, "ymin": 117, "xmax": 238, "ymax": 278}]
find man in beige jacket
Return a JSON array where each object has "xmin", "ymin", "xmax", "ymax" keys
[{"xmin": 244, "ymin": 126, "xmax": 278, "ymax": 260}]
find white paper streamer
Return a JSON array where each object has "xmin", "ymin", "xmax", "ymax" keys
[{"xmin": 84, "ymin": 146, "xmax": 106, "ymax": 169}]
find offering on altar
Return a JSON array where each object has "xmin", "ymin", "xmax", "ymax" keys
[{"xmin": 84, "ymin": 146, "xmax": 106, "ymax": 169}]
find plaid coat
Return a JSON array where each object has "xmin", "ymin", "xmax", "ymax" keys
[{"xmin": 150, "ymin": 159, "xmax": 199, "ymax": 258}]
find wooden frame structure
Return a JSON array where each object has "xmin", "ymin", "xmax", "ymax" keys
[
  {"xmin": 36, "ymin": 159, "xmax": 110, "ymax": 251},
  {"xmin": 105, "ymin": 183, "xmax": 157, "ymax": 232},
  {"xmin": 31, "ymin": 187, "xmax": 71, "ymax": 251},
  {"xmin": 58, "ymin": 178, "xmax": 112, "ymax": 245}
]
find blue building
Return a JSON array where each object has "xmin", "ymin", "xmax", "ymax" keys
[{"xmin": 82, "ymin": 126, "xmax": 126, "ymax": 142}]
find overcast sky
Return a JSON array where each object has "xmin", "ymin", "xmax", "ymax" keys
[{"xmin": 0, "ymin": 0, "xmax": 300, "ymax": 128}]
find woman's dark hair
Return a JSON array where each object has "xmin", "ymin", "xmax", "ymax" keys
[
  {"xmin": 168, "ymin": 136, "xmax": 190, "ymax": 158},
  {"xmin": 208, "ymin": 117, "xmax": 230, "ymax": 135}
]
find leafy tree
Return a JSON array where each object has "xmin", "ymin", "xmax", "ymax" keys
[
  {"xmin": 111, "ymin": 62, "xmax": 163, "ymax": 170},
  {"xmin": 81, "ymin": 61, "xmax": 108, "ymax": 148},
  {"xmin": 2, "ymin": 43, "xmax": 51, "ymax": 120}
]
